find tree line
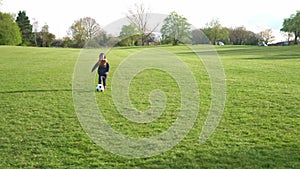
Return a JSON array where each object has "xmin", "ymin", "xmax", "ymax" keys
[
  {"xmin": 0, "ymin": 11, "xmax": 55, "ymax": 46},
  {"xmin": 0, "ymin": 6, "xmax": 299, "ymax": 47}
]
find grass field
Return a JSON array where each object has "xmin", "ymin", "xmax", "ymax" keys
[{"xmin": 0, "ymin": 45, "xmax": 299, "ymax": 168}]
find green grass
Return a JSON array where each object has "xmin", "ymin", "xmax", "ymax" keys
[{"xmin": 0, "ymin": 45, "xmax": 299, "ymax": 168}]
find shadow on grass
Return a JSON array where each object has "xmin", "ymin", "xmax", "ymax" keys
[
  {"xmin": 0, "ymin": 89, "xmax": 73, "ymax": 94},
  {"xmin": 174, "ymin": 47, "xmax": 253, "ymax": 56},
  {"xmin": 241, "ymin": 53, "xmax": 300, "ymax": 60},
  {"xmin": 175, "ymin": 47, "xmax": 300, "ymax": 60}
]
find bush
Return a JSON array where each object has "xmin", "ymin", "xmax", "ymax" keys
[{"xmin": 0, "ymin": 12, "xmax": 22, "ymax": 45}]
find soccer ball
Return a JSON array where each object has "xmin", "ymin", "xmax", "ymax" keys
[{"xmin": 96, "ymin": 84, "xmax": 104, "ymax": 92}]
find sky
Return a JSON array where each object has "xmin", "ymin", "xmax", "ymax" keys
[{"xmin": 1, "ymin": 0, "xmax": 299, "ymax": 42}]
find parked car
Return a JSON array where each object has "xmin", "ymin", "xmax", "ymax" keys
[{"xmin": 217, "ymin": 41, "xmax": 224, "ymax": 46}]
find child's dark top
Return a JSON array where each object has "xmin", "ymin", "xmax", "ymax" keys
[{"xmin": 98, "ymin": 62, "xmax": 110, "ymax": 76}]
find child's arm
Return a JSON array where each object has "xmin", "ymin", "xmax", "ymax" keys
[
  {"xmin": 91, "ymin": 61, "xmax": 99, "ymax": 72},
  {"xmin": 105, "ymin": 63, "xmax": 110, "ymax": 75}
]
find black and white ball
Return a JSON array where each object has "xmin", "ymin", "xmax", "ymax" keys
[{"xmin": 96, "ymin": 84, "xmax": 104, "ymax": 92}]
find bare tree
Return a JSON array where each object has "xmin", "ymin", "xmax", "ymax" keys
[
  {"xmin": 81, "ymin": 17, "xmax": 101, "ymax": 40},
  {"xmin": 32, "ymin": 18, "xmax": 38, "ymax": 46},
  {"xmin": 40, "ymin": 23, "xmax": 55, "ymax": 47},
  {"xmin": 258, "ymin": 29, "xmax": 275, "ymax": 45},
  {"xmin": 126, "ymin": 3, "xmax": 159, "ymax": 46}
]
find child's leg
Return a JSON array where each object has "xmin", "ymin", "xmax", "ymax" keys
[
  {"xmin": 98, "ymin": 74, "xmax": 102, "ymax": 84},
  {"xmin": 102, "ymin": 76, "xmax": 107, "ymax": 89}
]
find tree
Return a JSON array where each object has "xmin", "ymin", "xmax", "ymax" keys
[
  {"xmin": 281, "ymin": 11, "xmax": 300, "ymax": 44},
  {"xmin": 229, "ymin": 26, "xmax": 248, "ymax": 45},
  {"xmin": 15, "ymin": 11, "xmax": 34, "ymax": 46},
  {"xmin": 119, "ymin": 24, "xmax": 139, "ymax": 46},
  {"xmin": 104, "ymin": 34, "xmax": 119, "ymax": 47},
  {"xmin": 61, "ymin": 36, "xmax": 74, "ymax": 47},
  {"xmin": 32, "ymin": 18, "xmax": 38, "ymax": 46},
  {"xmin": 202, "ymin": 19, "xmax": 229, "ymax": 45},
  {"xmin": 40, "ymin": 24, "xmax": 55, "ymax": 47},
  {"xmin": 92, "ymin": 30, "xmax": 107, "ymax": 47},
  {"xmin": 191, "ymin": 29, "xmax": 210, "ymax": 44},
  {"xmin": 246, "ymin": 30, "xmax": 259, "ymax": 45},
  {"xmin": 228, "ymin": 26, "xmax": 258, "ymax": 45},
  {"xmin": 127, "ymin": 3, "xmax": 159, "ymax": 46},
  {"xmin": 160, "ymin": 11, "xmax": 191, "ymax": 45},
  {"xmin": 258, "ymin": 29, "xmax": 275, "ymax": 45},
  {"xmin": 69, "ymin": 17, "xmax": 102, "ymax": 48},
  {"xmin": 33, "ymin": 23, "xmax": 55, "ymax": 47},
  {"xmin": 0, "ymin": 12, "xmax": 22, "ymax": 45}
]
